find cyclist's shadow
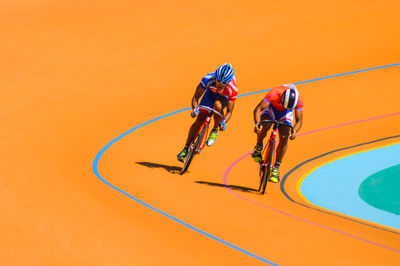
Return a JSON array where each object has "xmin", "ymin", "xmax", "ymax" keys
[
  {"xmin": 135, "ymin": 162, "xmax": 257, "ymax": 192},
  {"xmin": 195, "ymin": 181, "xmax": 258, "ymax": 194},
  {"xmin": 135, "ymin": 162, "xmax": 182, "ymax": 174}
]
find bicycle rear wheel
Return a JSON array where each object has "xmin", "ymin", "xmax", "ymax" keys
[
  {"xmin": 180, "ymin": 124, "xmax": 207, "ymax": 175},
  {"xmin": 260, "ymin": 139, "xmax": 275, "ymax": 195}
]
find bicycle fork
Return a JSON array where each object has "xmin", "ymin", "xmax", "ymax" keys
[
  {"xmin": 261, "ymin": 130, "xmax": 277, "ymax": 169},
  {"xmin": 195, "ymin": 117, "xmax": 211, "ymax": 155}
]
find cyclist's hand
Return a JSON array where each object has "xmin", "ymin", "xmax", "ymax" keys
[
  {"xmin": 191, "ymin": 108, "xmax": 199, "ymax": 118},
  {"xmin": 290, "ymin": 129, "xmax": 297, "ymax": 140},
  {"xmin": 219, "ymin": 120, "xmax": 226, "ymax": 131},
  {"xmin": 254, "ymin": 123, "xmax": 262, "ymax": 134}
]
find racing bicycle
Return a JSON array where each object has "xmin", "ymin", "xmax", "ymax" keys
[
  {"xmin": 257, "ymin": 120, "xmax": 294, "ymax": 195},
  {"xmin": 180, "ymin": 105, "xmax": 224, "ymax": 175}
]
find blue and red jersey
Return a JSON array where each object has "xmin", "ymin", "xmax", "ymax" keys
[{"xmin": 199, "ymin": 72, "xmax": 238, "ymax": 102}]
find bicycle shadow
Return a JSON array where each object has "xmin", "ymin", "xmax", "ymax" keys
[
  {"xmin": 195, "ymin": 181, "xmax": 259, "ymax": 194},
  {"xmin": 135, "ymin": 162, "xmax": 182, "ymax": 174}
]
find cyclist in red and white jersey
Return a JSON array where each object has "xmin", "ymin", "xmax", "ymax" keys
[{"xmin": 252, "ymin": 84, "xmax": 304, "ymax": 183}]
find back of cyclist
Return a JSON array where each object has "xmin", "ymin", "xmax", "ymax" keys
[
  {"xmin": 252, "ymin": 84, "xmax": 304, "ymax": 183},
  {"xmin": 177, "ymin": 63, "xmax": 238, "ymax": 162}
]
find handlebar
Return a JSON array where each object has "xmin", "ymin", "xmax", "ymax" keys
[
  {"xmin": 258, "ymin": 119, "xmax": 294, "ymax": 133},
  {"xmin": 197, "ymin": 105, "xmax": 225, "ymax": 119}
]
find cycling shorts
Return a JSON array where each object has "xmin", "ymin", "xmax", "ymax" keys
[
  {"xmin": 261, "ymin": 105, "xmax": 294, "ymax": 126},
  {"xmin": 199, "ymin": 89, "xmax": 228, "ymax": 114}
]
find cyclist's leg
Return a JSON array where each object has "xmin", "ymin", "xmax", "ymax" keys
[
  {"xmin": 185, "ymin": 113, "xmax": 207, "ymax": 146},
  {"xmin": 268, "ymin": 125, "xmax": 290, "ymax": 182},
  {"xmin": 275, "ymin": 110, "xmax": 294, "ymax": 162},
  {"xmin": 212, "ymin": 96, "xmax": 227, "ymax": 128},
  {"xmin": 270, "ymin": 110, "xmax": 294, "ymax": 181},
  {"xmin": 186, "ymin": 88, "xmax": 216, "ymax": 146},
  {"xmin": 178, "ymin": 89, "xmax": 216, "ymax": 161},
  {"xmin": 276, "ymin": 125, "xmax": 291, "ymax": 162},
  {"xmin": 257, "ymin": 110, "xmax": 273, "ymax": 143},
  {"xmin": 206, "ymin": 96, "xmax": 227, "ymax": 146},
  {"xmin": 252, "ymin": 112, "xmax": 272, "ymax": 162},
  {"xmin": 178, "ymin": 113, "xmax": 207, "ymax": 161},
  {"xmin": 190, "ymin": 90, "xmax": 216, "ymax": 146}
]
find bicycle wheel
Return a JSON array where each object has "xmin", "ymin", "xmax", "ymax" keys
[
  {"xmin": 258, "ymin": 146, "xmax": 268, "ymax": 191},
  {"xmin": 260, "ymin": 139, "xmax": 275, "ymax": 195},
  {"xmin": 258, "ymin": 142, "xmax": 270, "ymax": 192},
  {"xmin": 180, "ymin": 124, "xmax": 207, "ymax": 175}
]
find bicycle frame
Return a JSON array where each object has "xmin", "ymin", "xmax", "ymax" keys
[
  {"xmin": 180, "ymin": 105, "xmax": 224, "ymax": 175},
  {"xmin": 194, "ymin": 105, "xmax": 224, "ymax": 155},
  {"xmin": 261, "ymin": 122, "xmax": 278, "ymax": 166},
  {"xmin": 258, "ymin": 120, "xmax": 293, "ymax": 194},
  {"xmin": 260, "ymin": 120, "xmax": 294, "ymax": 164}
]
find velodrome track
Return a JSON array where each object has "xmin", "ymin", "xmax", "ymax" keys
[{"xmin": 1, "ymin": 1, "xmax": 399, "ymax": 265}]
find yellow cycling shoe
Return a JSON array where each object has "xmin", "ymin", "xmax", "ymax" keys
[
  {"xmin": 269, "ymin": 168, "xmax": 280, "ymax": 183},
  {"xmin": 252, "ymin": 143, "xmax": 263, "ymax": 163}
]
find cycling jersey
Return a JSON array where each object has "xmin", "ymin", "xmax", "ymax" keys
[
  {"xmin": 264, "ymin": 84, "xmax": 303, "ymax": 112},
  {"xmin": 199, "ymin": 72, "xmax": 238, "ymax": 102}
]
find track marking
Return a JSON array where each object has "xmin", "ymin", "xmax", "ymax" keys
[{"xmin": 92, "ymin": 63, "xmax": 400, "ymax": 264}]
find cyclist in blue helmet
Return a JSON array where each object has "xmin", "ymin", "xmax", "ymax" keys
[{"xmin": 177, "ymin": 63, "xmax": 238, "ymax": 162}]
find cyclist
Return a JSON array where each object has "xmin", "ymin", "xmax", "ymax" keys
[
  {"xmin": 177, "ymin": 63, "xmax": 238, "ymax": 162},
  {"xmin": 252, "ymin": 84, "xmax": 303, "ymax": 183}
]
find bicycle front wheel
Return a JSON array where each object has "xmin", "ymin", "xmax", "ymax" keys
[
  {"xmin": 180, "ymin": 124, "xmax": 207, "ymax": 175},
  {"xmin": 260, "ymin": 139, "xmax": 275, "ymax": 195}
]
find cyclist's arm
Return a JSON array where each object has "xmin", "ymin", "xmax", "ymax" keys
[
  {"xmin": 224, "ymin": 100, "xmax": 235, "ymax": 123},
  {"xmin": 253, "ymin": 99, "xmax": 269, "ymax": 125},
  {"xmin": 191, "ymin": 85, "xmax": 205, "ymax": 110},
  {"xmin": 290, "ymin": 109, "xmax": 303, "ymax": 139}
]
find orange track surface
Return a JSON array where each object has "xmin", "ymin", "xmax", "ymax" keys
[{"xmin": 1, "ymin": 1, "xmax": 399, "ymax": 265}]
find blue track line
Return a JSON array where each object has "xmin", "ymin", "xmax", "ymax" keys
[
  {"xmin": 92, "ymin": 62, "xmax": 399, "ymax": 265},
  {"xmin": 294, "ymin": 63, "xmax": 400, "ymax": 85}
]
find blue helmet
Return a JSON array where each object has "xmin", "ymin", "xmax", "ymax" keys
[{"xmin": 215, "ymin": 63, "xmax": 234, "ymax": 83}]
